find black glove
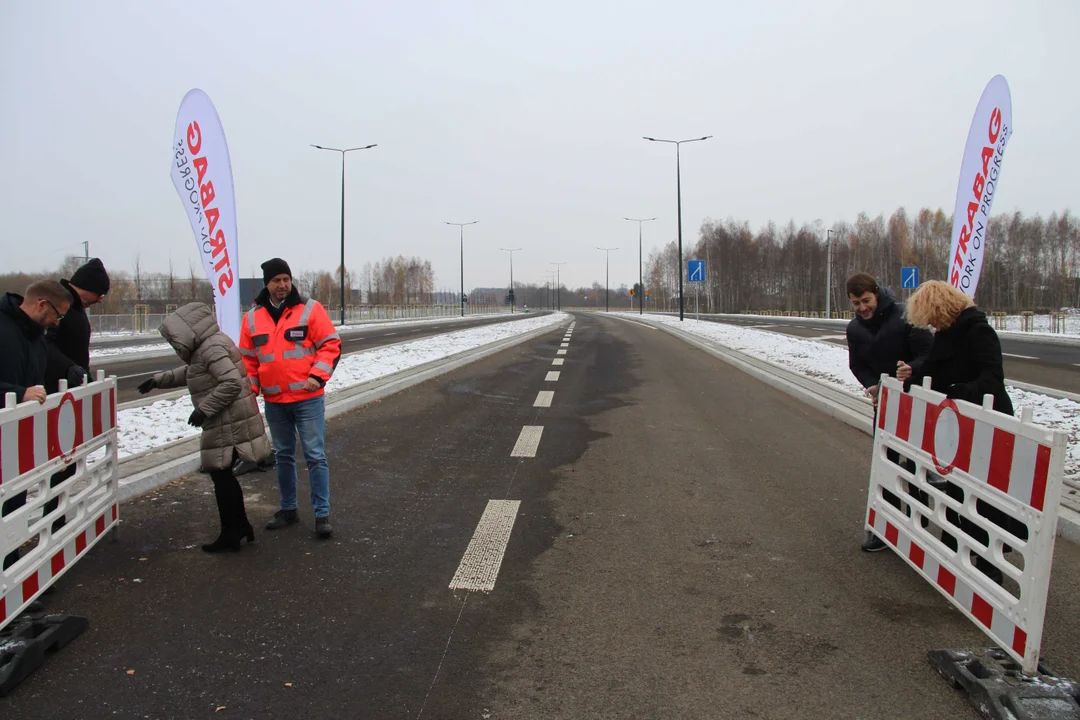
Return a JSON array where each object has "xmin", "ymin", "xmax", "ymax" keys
[
  {"xmin": 137, "ymin": 378, "xmax": 157, "ymax": 394},
  {"xmin": 187, "ymin": 408, "xmax": 206, "ymax": 427},
  {"xmin": 67, "ymin": 365, "xmax": 87, "ymax": 388}
]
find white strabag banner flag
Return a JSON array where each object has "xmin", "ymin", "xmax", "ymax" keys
[
  {"xmin": 948, "ymin": 75, "xmax": 1012, "ymax": 298},
  {"xmin": 170, "ymin": 89, "xmax": 241, "ymax": 342}
]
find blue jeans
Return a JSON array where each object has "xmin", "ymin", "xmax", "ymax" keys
[{"xmin": 264, "ymin": 396, "xmax": 331, "ymax": 517}]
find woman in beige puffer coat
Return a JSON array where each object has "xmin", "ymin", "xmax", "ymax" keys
[{"xmin": 138, "ymin": 302, "xmax": 271, "ymax": 553}]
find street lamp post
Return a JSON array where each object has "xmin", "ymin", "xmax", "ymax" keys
[
  {"xmin": 596, "ymin": 246, "xmax": 618, "ymax": 312},
  {"xmin": 624, "ymin": 217, "xmax": 656, "ymax": 315},
  {"xmin": 311, "ymin": 143, "xmax": 378, "ymax": 325},
  {"xmin": 445, "ymin": 221, "xmax": 478, "ymax": 317},
  {"xmin": 826, "ymin": 229, "xmax": 835, "ymax": 319},
  {"xmin": 643, "ymin": 135, "xmax": 711, "ymax": 321},
  {"xmin": 500, "ymin": 247, "xmax": 522, "ymax": 313},
  {"xmin": 550, "ymin": 262, "xmax": 566, "ymax": 311}
]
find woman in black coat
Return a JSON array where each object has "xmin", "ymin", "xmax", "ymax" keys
[
  {"xmin": 896, "ymin": 280, "xmax": 1018, "ymax": 585},
  {"xmin": 897, "ymin": 280, "xmax": 1012, "ymax": 414}
]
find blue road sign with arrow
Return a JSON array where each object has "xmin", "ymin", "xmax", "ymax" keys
[
  {"xmin": 901, "ymin": 267, "xmax": 920, "ymax": 289},
  {"xmin": 687, "ymin": 259, "xmax": 705, "ymax": 283}
]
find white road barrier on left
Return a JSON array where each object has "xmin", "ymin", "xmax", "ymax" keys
[{"xmin": 1, "ymin": 373, "xmax": 120, "ymax": 630}]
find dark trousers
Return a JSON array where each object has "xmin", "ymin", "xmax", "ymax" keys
[{"xmin": 207, "ymin": 455, "xmax": 251, "ymax": 537}]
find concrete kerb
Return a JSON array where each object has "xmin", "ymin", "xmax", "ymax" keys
[
  {"xmin": 619, "ymin": 314, "xmax": 1080, "ymax": 545},
  {"xmin": 116, "ymin": 317, "xmax": 569, "ymax": 502}
]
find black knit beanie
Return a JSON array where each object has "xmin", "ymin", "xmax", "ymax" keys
[
  {"xmin": 261, "ymin": 258, "xmax": 292, "ymax": 285},
  {"xmin": 70, "ymin": 258, "xmax": 111, "ymax": 295}
]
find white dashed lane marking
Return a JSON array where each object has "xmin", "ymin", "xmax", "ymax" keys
[
  {"xmin": 510, "ymin": 425, "xmax": 544, "ymax": 457},
  {"xmin": 551, "ymin": 358, "xmax": 564, "ymax": 366},
  {"xmin": 534, "ymin": 390, "xmax": 553, "ymax": 408},
  {"xmin": 545, "ymin": 371, "xmax": 560, "ymax": 381},
  {"xmin": 560, "ymin": 342, "xmax": 569, "ymax": 348},
  {"xmin": 448, "ymin": 499, "xmax": 520, "ymax": 592},
  {"xmin": 556, "ymin": 349, "xmax": 567, "ymax": 355}
]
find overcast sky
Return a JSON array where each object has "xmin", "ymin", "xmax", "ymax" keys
[{"xmin": 2, "ymin": 1, "xmax": 1077, "ymax": 293}]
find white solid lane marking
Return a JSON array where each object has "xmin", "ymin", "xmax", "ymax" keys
[
  {"xmin": 510, "ymin": 425, "xmax": 544, "ymax": 457},
  {"xmin": 552, "ymin": 358, "xmax": 564, "ymax": 366},
  {"xmin": 1002, "ymin": 352, "xmax": 1038, "ymax": 360},
  {"xmin": 534, "ymin": 390, "xmax": 554, "ymax": 408},
  {"xmin": 560, "ymin": 342, "xmax": 569, "ymax": 347},
  {"xmin": 814, "ymin": 334, "xmax": 848, "ymax": 341},
  {"xmin": 556, "ymin": 349, "xmax": 567, "ymax": 355},
  {"xmin": 545, "ymin": 371, "xmax": 560, "ymax": 381},
  {"xmin": 449, "ymin": 499, "xmax": 521, "ymax": 592}
]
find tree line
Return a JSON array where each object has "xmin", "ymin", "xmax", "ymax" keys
[
  {"xmin": 0, "ymin": 255, "xmax": 441, "ymax": 313},
  {"xmin": 643, "ymin": 208, "xmax": 1078, "ymax": 313}
]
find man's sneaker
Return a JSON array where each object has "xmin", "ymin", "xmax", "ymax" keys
[
  {"xmin": 861, "ymin": 533, "xmax": 888, "ymax": 552},
  {"xmin": 265, "ymin": 509, "xmax": 299, "ymax": 530},
  {"xmin": 315, "ymin": 516, "xmax": 333, "ymax": 539}
]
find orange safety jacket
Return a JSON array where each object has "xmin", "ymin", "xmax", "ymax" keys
[{"xmin": 238, "ymin": 288, "xmax": 342, "ymax": 404}]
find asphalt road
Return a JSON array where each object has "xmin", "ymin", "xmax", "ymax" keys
[
  {"xmin": 665, "ymin": 312, "xmax": 1080, "ymax": 394},
  {"xmin": 8, "ymin": 312, "xmax": 1080, "ymax": 718},
  {"xmin": 97, "ymin": 313, "xmax": 543, "ymax": 404}
]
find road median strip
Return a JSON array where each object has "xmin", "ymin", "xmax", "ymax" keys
[{"xmin": 117, "ymin": 318, "xmax": 567, "ymax": 501}]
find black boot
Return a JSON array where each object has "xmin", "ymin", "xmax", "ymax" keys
[
  {"xmin": 203, "ymin": 469, "xmax": 243, "ymax": 553},
  {"xmin": 234, "ymin": 481, "xmax": 255, "ymax": 544}
]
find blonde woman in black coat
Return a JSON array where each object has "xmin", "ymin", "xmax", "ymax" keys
[
  {"xmin": 897, "ymin": 280, "xmax": 1012, "ymax": 415},
  {"xmin": 896, "ymin": 280, "xmax": 1017, "ymax": 584}
]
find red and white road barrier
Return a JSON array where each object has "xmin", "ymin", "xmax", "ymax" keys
[
  {"xmin": 865, "ymin": 376, "xmax": 1067, "ymax": 674},
  {"xmin": 1, "ymin": 373, "xmax": 119, "ymax": 630}
]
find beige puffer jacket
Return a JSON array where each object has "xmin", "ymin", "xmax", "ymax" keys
[{"xmin": 154, "ymin": 303, "xmax": 272, "ymax": 470}]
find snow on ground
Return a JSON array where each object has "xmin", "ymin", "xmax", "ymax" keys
[
  {"xmin": 89, "ymin": 313, "xmax": 514, "ymax": 355},
  {"xmin": 114, "ymin": 312, "xmax": 568, "ymax": 458},
  {"xmin": 998, "ymin": 312, "xmax": 1080, "ymax": 337},
  {"xmin": 625, "ymin": 313, "xmax": 1080, "ymax": 486},
  {"xmin": 90, "ymin": 342, "xmax": 173, "ymax": 358}
]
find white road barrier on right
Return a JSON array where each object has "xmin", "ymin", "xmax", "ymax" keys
[{"xmin": 865, "ymin": 376, "xmax": 1067, "ymax": 674}]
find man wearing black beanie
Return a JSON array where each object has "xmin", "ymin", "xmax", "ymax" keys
[
  {"xmin": 42, "ymin": 257, "xmax": 111, "ymax": 534},
  {"xmin": 240, "ymin": 257, "xmax": 342, "ymax": 539},
  {"xmin": 46, "ymin": 257, "xmax": 110, "ymax": 393}
]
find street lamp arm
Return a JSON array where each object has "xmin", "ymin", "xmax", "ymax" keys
[{"xmin": 311, "ymin": 144, "xmax": 344, "ymax": 152}]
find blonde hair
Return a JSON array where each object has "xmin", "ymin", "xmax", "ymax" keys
[{"xmin": 905, "ymin": 280, "xmax": 975, "ymax": 329}]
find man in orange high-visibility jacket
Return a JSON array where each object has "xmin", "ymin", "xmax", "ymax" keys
[{"xmin": 240, "ymin": 258, "xmax": 342, "ymax": 539}]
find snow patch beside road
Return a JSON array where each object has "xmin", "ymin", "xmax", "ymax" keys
[{"xmin": 113, "ymin": 312, "xmax": 568, "ymax": 458}]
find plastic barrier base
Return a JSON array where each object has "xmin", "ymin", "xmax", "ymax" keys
[
  {"xmin": 929, "ymin": 648, "xmax": 1080, "ymax": 719},
  {"xmin": 0, "ymin": 607, "xmax": 88, "ymax": 697}
]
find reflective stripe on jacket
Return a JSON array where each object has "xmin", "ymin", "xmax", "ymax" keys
[{"xmin": 239, "ymin": 294, "xmax": 341, "ymax": 404}]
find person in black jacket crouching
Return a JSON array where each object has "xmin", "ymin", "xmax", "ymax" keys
[
  {"xmin": 845, "ymin": 273, "xmax": 932, "ymax": 552},
  {"xmin": 897, "ymin": 280, "xmax": 1019, "ymax": 585},
  {"xmin": 845, "ymin": 273, "xmax": 932, "ymax": 405}
]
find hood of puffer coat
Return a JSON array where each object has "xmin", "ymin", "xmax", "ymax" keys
[{"xmin": 158, "ymin": 302, "xmax": 221, "ymax": 363}]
